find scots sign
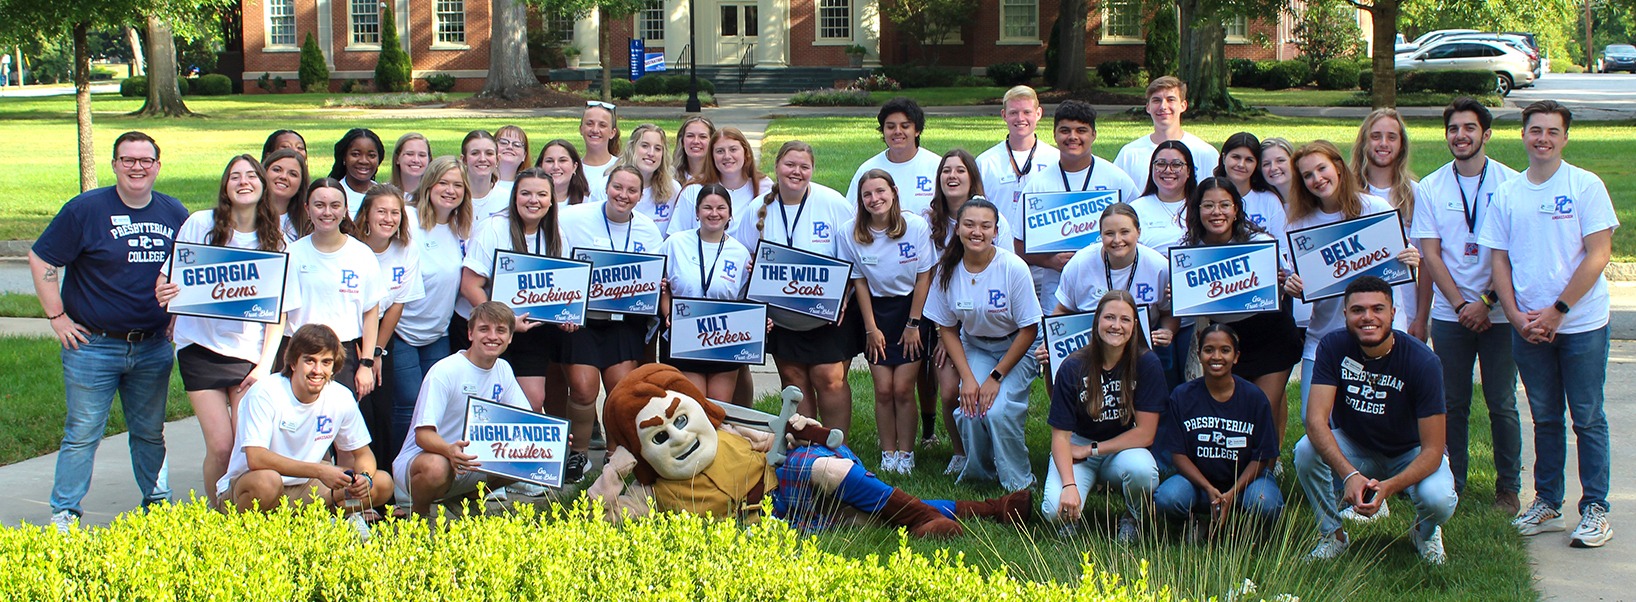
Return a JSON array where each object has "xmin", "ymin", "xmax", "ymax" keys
[{"xmin": 745, "ymin": 241, "xmax": 852, "ymax": 324}]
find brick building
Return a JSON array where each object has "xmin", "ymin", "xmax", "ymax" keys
[{"xmin": 240, "ymin": 0, "xmax": 1369, "ymax": 93}]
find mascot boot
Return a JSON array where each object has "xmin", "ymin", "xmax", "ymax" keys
[{"xmin": 955, "ymin": 489, "xmax": 1033, "ymax": 525}]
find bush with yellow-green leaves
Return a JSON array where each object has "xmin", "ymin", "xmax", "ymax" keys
[{"xmin": 0, "ymin": 500, "xmax": 1169, "ymax": 601}]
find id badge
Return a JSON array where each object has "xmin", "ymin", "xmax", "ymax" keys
[
  {"xmin": 955, "ymin": 299, "xmax": 975, "ymax": 311},
  {"xmin": 1461, "ymin": 233, "xmax": 1479, "ymax": 265},
  {"xmin": 278, "ymin": 418, "xmax": 300, "ymax": 433},
  {"xmin": 861, "ymin": 255, "xmax": 879, "ymax": 266}
]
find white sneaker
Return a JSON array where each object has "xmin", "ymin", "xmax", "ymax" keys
[
  {"xmin": 507, "ymin": 482, "xmax": 548, "ymax": 498},
  {"xmin": 1570, "ymin": 504, "xmax": 1613, "ymax": 548},
  {"xmin": 898, "ymin": 451, "xmax": 915, "ymax": 474},
  {"xmin": 50, "ymin": 510, "xmax": 76, "ymax": 534},
  {"xmin": 344, "ymin": 512, "xmax": 371, "ymax": 543},
  {"xmin": 1513, "ymin": 499, "xmax": 1565, "ymax": 536},
  {"xmin": 1339, "ymin": 500, "xmax": 1389, "ymax": 523},
  {"xmin": 482, "ymin": 486, "xmax": 509, "ymax": 503},
  {"xmin": 1415, "ymin": 525, "xmax": 1447, "ymax": 565},
  {"xmin": 880, "ymin": 452, "xmax": 900, "ymax": 474},
  {"xmin": 944, "ymin": 454, "xmax": 967, "ymax": 476},
  {"xmin": 1306, "ymin": 531, "xmax": 1351, "ymax": 561}
]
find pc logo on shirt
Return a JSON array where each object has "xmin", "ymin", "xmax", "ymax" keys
[
  {"xmin": 812, "ymin": 221, "xmax": 831, "ymax": 242},
  {"xmin": 393, "ymin": 267, "xmax": 407, "ymax": 285},
  {"xmin": 917, "ymin": 176, "xmax": 934, "ymax": 193},
  {"xmin": 341, "ymin": 269, "xmax": 360, "ymax": 289},
  {"xmin": 722, "ymin": 260, "xmax": 738, "ymax": 278},
  {"xmin": 491, "ymin": 384, "xmax": 505, "ymax": 401},
  {"xmin": 1135, "ymin": 283, "xmax": 1155, "ymax": 302},
  {"xmin": 897, "ymin": 242, "xmax": 916, "ymax": 260},
  {"xmin": 316, "ymin": 415, "xmax": 334, "ymax": 435},
  {"xmin": 988, "ymin": 289, "xmax": 1008, "ymax": 310},
  {"xmin": 1555, "ymin": 196, "xmax": 1574, "ymax": 215},
  {"xmin": 656, "ymin": 203, "xmax": 673, "ymax": 219}
]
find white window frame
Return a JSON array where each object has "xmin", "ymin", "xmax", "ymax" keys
[
  {"xmin": 637, "ymin": 0, "xmax": 665, "ymax": 45},
  {"xmin": 1101, "ymin": 0, "xmax": 1142, "ymax": 43},
  {"xmin": 816, "ymin": 0, "xmax": 852, "ymax": 43},
  {"xmin": 433, "ymin": 0, "xmax": 468, "ymax": 48},
  {"xmin": 1225, "ymin": 15, "xmax": 1249, "ymax": 44},
  {"xmin": 264, "ymin": 0, "xmax": 298, "ymax": 49},
  {"xmin": 348, "ymin": 0, "xmax": 381, "ymax": 50},
  {"xmin": 546, "ymin": 9, "xmax": 576, "ymax": 46},
  {"xmin": 1000, "ymin": 0, "xmax": 1038, "ymax": 43}
]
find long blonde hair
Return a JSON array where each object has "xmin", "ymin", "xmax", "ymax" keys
[
  {"xmin": 1287, "ymin": 141, "xmax": 1366, "ymax": 223},
  {"xmin": 615, "ymin": 123, "xmax": 677, "ymax": 204},
  {"xmin": 1350, "ymin": 108, "xmax": 1417, "ymax": 224},
  {"xmin": 413, "ymin": 156, "xmax": 474, "ymax": 238}
]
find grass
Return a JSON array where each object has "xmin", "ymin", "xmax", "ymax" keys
[
  {"xmin": 868, "ymin": 86, "xmax": 1011, "ymax": 106},
  {"xmin": 0, "ymin": 337, "xmax": 194, "ymax": 466},
  {"xmin": 0, "ymin": 293, "xmax": 44, "ymax": 318}
]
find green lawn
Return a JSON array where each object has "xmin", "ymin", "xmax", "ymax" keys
[{"xmin": 0, "ymin": 293, "xmax": 44, "ymax": 318}]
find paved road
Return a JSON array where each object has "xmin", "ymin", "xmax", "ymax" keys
[{"xmin": 1510, "ymin": 73, "xmax": 1636, "ymax": 117}]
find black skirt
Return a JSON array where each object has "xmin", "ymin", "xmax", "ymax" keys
[
  {"xmin": 502, "ymin": 324, "xmax": 562, "ymax": 377},
  {"xmin": 865, "ymin": 294, "xmax": 923, "ymax": 367},
  {"xmin": 766, "ymin": 302, "xmax": 863, "ymax": 365},
  {"xmin": 177, "ymin": 344, "xmax": 255, "ymax": 392},
  {"xmin": 660, "ymin": 332, "xmax": 742, "ymax": 376},
  {"xmin": 559, "ymin": 316, "xmax": 650, "ymax": 369},
  {"xmin": 1229, "ymin": 304, "xmax": 1303, "ymax": 380}
]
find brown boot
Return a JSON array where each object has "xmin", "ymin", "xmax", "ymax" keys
[
  {"xmin": 955, "ymin": 489, "xmax": 1033, "ymax": 525},
  {"xmin": 879, "ymin": 489, "xmax": 963, "ymax": 538}
]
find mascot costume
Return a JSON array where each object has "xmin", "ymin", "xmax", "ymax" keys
[{"xmin": 588, "ymin": 363, "xmax": 1030, "ymax": 537}]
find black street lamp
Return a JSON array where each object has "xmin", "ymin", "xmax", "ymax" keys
[{"xmin": 686, "ymin": 0, "xmax": 701, "ymax": 113}]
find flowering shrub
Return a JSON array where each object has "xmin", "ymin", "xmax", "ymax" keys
[
  {"xmin": 789, "ymin": 88, "xmax": 876, "ymax": 106},
  {"xmin": 852, "ymin": 74, "xmax": 902, "ymax": 92}
]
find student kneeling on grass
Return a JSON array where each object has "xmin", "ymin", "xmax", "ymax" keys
[
  {"xmin": 394, "ymin": 302, "xmax": 538, "ymax": 517},
  {"xmin": 220, "ymin": 324, "xmax": 394, "ymax": 522}
]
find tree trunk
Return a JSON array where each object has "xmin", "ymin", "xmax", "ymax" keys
[
  {"xmin": 136, "ymin": 16, "xmax": 192, "ymax": 117},
  {"xmin": 599, "ymin": 5, "xmax": 613, "ymax": 103},
  {"xmin": 479, "ymin": 0, "xmax": 539, "ymax": 98},
  {"xmin": 73, "ymin": 22, "xmax": 95, "ymax": 192},
  {"xmin": 1178, "ymin": 0, "xmax": 1238, "ymax": 113},
  {"xmin": 1369, "ymin": 0, "xmax": 1397, "ymax": 108},
  {"xmin": 126, "ymin": 27, "xmax": 145, "ymax": 76},
  {"xmin": 1058, "ymin": 0, "xmax": 1088, "ymax": 90}
]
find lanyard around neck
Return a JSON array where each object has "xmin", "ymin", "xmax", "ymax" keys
[
  {"xmin": 777, "ymin": 187, "xmax": 811, "ymax": 246},
  {"xmin": 602, "ymin": 204, "xmax": 633, "ymax": 252},
  {"xmin": 1060, "ymin": 161, "xmax": 1094, "ymax": 192},
  {"xmin": 696, "ymin": 231, "xmax": 726, "ymax": 293},
  {"xmin": 1103, "ymin": 248, "xmax": 1139, "ymax": 294},
  {"xmin": 1007, "ymin": 135, "xmax": 1038, "ymax": 178},
  {"xmin": 1457, "ymin": 160, "xmax": 1488, "ymax": 234}
]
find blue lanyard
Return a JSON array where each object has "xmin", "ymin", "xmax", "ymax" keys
[{"xmin": 602, "ymin": 204, "xmax": 633, "ymax": 252}]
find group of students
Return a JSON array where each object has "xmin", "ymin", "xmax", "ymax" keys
[{"xmin": 36, "ymin": 78, "xmax": 1615, "ymax": 563}]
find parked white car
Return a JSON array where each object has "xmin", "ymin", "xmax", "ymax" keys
[{"xmin": 1395, "ymin": 39, "xmax": 1537, "ymax": 95}]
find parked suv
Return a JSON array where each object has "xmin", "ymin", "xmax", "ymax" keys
[
  {"xmin": 1395, "ymin": 39, "xmax": 1536, "ymax": 95},
  {"xmin": 1600, "ymin": 44, "xmax": 1636, "ymax": 73},
  {"xmin": 1437, "ymin": 33, "xmax": 1542, "ymax": 82},
  {"xmin": 1396, "ymin": 29, "xmax": 1478, "ymax": 54}
]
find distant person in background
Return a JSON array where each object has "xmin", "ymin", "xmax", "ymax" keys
[
  {"xmin": 262, "ymin": 129, "xmax": 306, "ymax": 161},
  {"xmin": 1114, "ymin": 77, "xmax": 1220, "ymax": 192}
]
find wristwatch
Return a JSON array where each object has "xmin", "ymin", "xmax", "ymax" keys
[
  {"xmin": 359, "ymin": 358, "xmax": 376, "ymax": 368},
  {"xmin": 374, "ymin": 346, "xmax": 388, "ymax": 358},
  {"xmin": 1554, "ymin": 300, "xmax": 1571, "ymax": 314},
  {"xmin": 1091, "ymin": 440, "xmax": 1100, "ymax": 457},
  {"xmin": 989, "ymin": 369, "xmax": 1004, "ymax": 382},
  {"xmin": 906, "ymin": 317, "xmax": 922, "ymax": 329}
]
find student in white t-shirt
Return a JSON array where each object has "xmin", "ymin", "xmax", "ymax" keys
[
  {"xmin": 389, "ymin": 133, "xmax": 430, "ymax": 203},
  {"xmin": 155, "ymin": 154, "xmax": 299, "ymax": 510},
  {"xmin": 352, "ymin": 185, "xmax": 427, "ymax": 469},
  {"xmin": 1282, "ymin": 141, "xmax": 1419, "ymax": 416},
  {"xmin": 657, "ymin": 184, "xmax": 755, "ymax": 401},
  {"xmin": 222, "ymin": 324, "xmax": 393, "ymax": 517},
  {"xmin": 1015, "ymin": 100, "xmax": 1139, "ymax": 321},
  {"xmin": 1050, "ymin": 203, "xmax": 1171, "ymax": 334},
  {"xmin": 1350, "ymin": 109, "xmax": 1423, "ymax": 333},
  {"xmin": 285, "ymin": 179, "xmax": 388, "ymax": 397},
  {"xmin": 1128, "ymin": 140, "xmax": 1199, "ymax": 390},
  {"xmin": 1410, "ymin": 99, "xmax": 1522, "ymax": 513},
  {"xmin": 924, "ymin": 198, "xmax": 1042, "ymax": 493},
  {"xmin": 618, "ymin": 123, "xmax": 682, "ymax": 235},
  {"xmin": 580, "ymin": 101, "xmax": 621, "ymax": 202},
  {"xmin": 394, "ymin": 302, "xmax": 535, "ymax": 516},
  {"xmin": 975, "ymin": 85, "xmax": 1060, "ymax": 223},
  {"xmin": 495, "ymin": 124, "xmax": 529, "ymax": 195},
  {"xmin": 463, "ymin": 130, "xmax": 512, "ymax": 222},
  {"xmin": 839, "ymin": 170, "xmax": 936, "ymax": 475},
  {"xmin": 263, "ymin": 149, "xmax": 308, "ymax": 242},
  {"xmin": 327, "ymin": 128, "xmax": 383, "ymax": 215},
  {"xmin": 1216, "ymin": 132, "xmax": 1290, "ymax": 255},
  {"xmin": 1480, "ymin": 101, "xmax": 1618, "ymax": 548},
  {"xmin": 1114, "ymin": 77, "xmax": 1220, "ymax": 193},
  {"xmin": 844, "ymin": 97, "xmax": 943, "ymax": 217},
  {"xmin": 1261, "ymin": 137, "xmax": 1311, "ymax": 329},
  {"xmin": 535, "ymin": 139, "xmax": 594, "ymax": 207},
  {"xmin": 740, "ymin": 141, "xmax": 861, "ymax": 432},
  {"xmin": 668, "ymin": 127, "xmax": 774, "ymax": 247},
  {"xmin": 672, "ymin": 116, "xmax": 715, "ymax": 188}
]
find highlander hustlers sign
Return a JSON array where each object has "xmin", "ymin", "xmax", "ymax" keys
[{"xmin": 463, "ymin": 396, "xmax": 570, "ymax": 488}]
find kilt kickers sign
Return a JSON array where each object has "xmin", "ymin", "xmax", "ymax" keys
[
  {"xmin": 490, "ymin": 250, "xmax": 592, "ymax": 325},
  {"xmin": 667, "ymin": 298, "xmax": 768, "ymax": 364},
  {"xmin": 1167, "ymin": 241, "xmax": 1281, "ymax": 317},
  {"xmin": 745, "ymin": 241, "xmax": 852, "ymax": 324},
  {"xmin": 1021, "ymin": 190, "xmax": 1122, "ymax": 254},
  {"xmin": 165, "ymin": 242, "xmax": 289, "ymax": 324},
  {"xmin": 573, "ymin": 248, "xmax": 667, "ymax": 316},
  {"xmin": 1286, "ymin": 210, "xmax": 1414, "ymax": 302}
]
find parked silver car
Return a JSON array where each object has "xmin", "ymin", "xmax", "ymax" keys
[
  {"xmin": 1395, "ymin": 39, "xmax": 1536, "ymax": 95},
  {"xmin": 1435, "ymin": 33, "xmax": 1542, "ymax": 83}
]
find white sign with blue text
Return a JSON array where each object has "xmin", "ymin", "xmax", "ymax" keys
[
  {"xmin": 165, "ymin": 242, "xmax": 288, "ymax": 324},
  {"xmin": 1285, "ymin": 210, "xmax": 1412, "ymax": 302},
  {"xmin": 490, "ymin": 250, "xmax": 591, "ymax": 325},
  {"xmin": 1021, "ymin": 190, "xmax": 1122, "ymax": 254},
  {"xmin": 1168, "ymin": 241, "xmax": 1281, "ymax": 317},
  {"xmin": 668, "ymin": 297, "xmax": 767, "ymax": 364},
  {"xmin": 1043, "ymin": 307, "xmax": 1151, "ymax": 381},
  {"xmin": 572, "ymin": 248, "xmax": 666, "ymax": 316},
  {"xmin": 464, "ymin": 396, "xmax": 570, "ymax": 488},
  {"xmin": 745, "ymin": 240, "xmax": 853, "ymax": 324}
]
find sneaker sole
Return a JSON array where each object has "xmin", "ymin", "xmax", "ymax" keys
[
  {"xmin": 1570, "ymin": 529, "xmax": 1613, "ymax": 548},
  {"xmin": 1516, "ymin": 519, "xmax": 1566, "ymax": 536}
]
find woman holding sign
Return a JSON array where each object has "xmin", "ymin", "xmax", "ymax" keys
[
  {"xmin": 840, "ymin": 170, "xmax": 936, "ymax": 474},
  {"xmin": 657, "ymin": 184, "xmax": 754, "ymax": 401},
  {"xmin": 157, "ymin": 154, "xmax": 295, "ymax": 510},
  {"xmin": 1179, "ymin": 177, "xmax": 1301, "ymax": 447},
  {"xmin": 1130, "ymin": 140, "xmax": 1199, "ymax": 390},
  {"xmin": 536, "ymin": 139, "xmax": 593, "ymax": 207},
  {"xmin": 1282, "ymin": 141, "xmax": 1419, "ymax": 415},
  {"xmin": 353, "ymin": 185, "xmax": 427, "ymax": 469},
  {"xmin": 1041, "ymin": 290, "xmax": 1162, "ymax": 541},
  {"xmin": 925, "ymin": 198, "xmax": 1041, "ymax": 493}
]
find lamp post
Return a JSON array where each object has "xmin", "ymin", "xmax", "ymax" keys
[{"xmin": 685, "ymin": 0, "xmax": 702, "ymax": 112}]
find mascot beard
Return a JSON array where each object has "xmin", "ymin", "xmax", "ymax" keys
[{"xmin": 587, "ymin": 363, "xmax": 1030, "ymax": 537}]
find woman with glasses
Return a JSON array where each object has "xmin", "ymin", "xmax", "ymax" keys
[
  {"xmin": 495, "ymin": 125, "xmax": 531, "ymax": 200},
  {"xmin": 1128, "ymin": 140, "xmax": 1197, "ymax": 390}
]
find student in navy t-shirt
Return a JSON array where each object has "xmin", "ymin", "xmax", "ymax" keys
[
  {"xmin": 1293, "ymin": 276, "xmax": 1458, "ymax": 565},
  {"xmin": 1042, "ymin": 290, "xmax": 1163, "ymax": 543},
  {"xmin": 30, "ymin": 131, "xmax": 188, "ymax": 531},
  {"xmin": 1155, "ymin": 324, "xmax": 1283, "ymax": 531}
]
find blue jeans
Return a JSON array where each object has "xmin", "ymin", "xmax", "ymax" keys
[
  {"xmin": 1294, "ymin": 431, "xmax": 1458, "ymax": 541},
  {"xmin": 51, "ymin": 335, "xmax": 174, "ymax": 515},
  {"xmin": 952, "ymin": 331, "xmax": 1040, "ymax": 492},
  {"xmin": 1430, "ymin": 319, "xmax": 1521, "ymax": 494},
  {"xmin": 1154, "ymin": 322, "xmax": 1195, "ymax": 393},
  {"xmin": 1040, "ymin": 440, "xmax": 1159, "ymax": 522},
  {"xmin": 1155, "ymin": 472, "xmax": 1284, "ymax": 521},
  {"xmin": 387, "ymin": 333, "xmax": 451, "ymax": 469},
  {"xmin": 1512, "ymin": 325, "xmax": 1612, "ymax": 513}
]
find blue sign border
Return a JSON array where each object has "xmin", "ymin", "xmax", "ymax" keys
[
  {"xmin": 164, "ymin": 242, "xmax": 289, "ymax": 325},
  {"xmin": 571, "ymin": 247, "xmax": 668, "ymax": 316},
  {"xmin": 491, "ymin": 249, "xmax": 592, "ymax": 325},
  {"xmin": 1021, "ymin": 189, "xmax": 1123, "ymax": 254},
  {"xmin": 463, "ymin": 396, "xmax": 570, "ymax": 489},
  {"xmin": 1285, "ymin": 210, "xmax": 1413, "ymax": 302},
  {"xmin": 1166, "ymin": 240, "xmax": 1281, "ymax": 318},
  {"xmin": 667, "ymin": 297, "xmax": 768, "ymax": 365},
  {"xmin": 745, "ymin": 240, "xmax": 854, "ymax": 324}
]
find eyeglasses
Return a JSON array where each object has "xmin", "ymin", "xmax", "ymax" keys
[
  {"xmin": 497, "ymin": 138, "xmax": 525, "ymax": 148},
  {"xmin": 116, "ymin": 157, "xmax": 157, "ymax": 169},
  {"xmin": 1199, "ymin": 201, "xmax": 1236, "ymax": 212},
  {"xmin": 586, "ymin": 100, "xmax": 617, "ymax": 112},
  {"xmin": 1152, "ymin": 161, "xmax": 1189, "ymax": 172}
]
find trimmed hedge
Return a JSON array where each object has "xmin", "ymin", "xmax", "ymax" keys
[
  {"xmin": 424, "ymin": 73, "xmax": 457, "ymax": 92},
  {"xmin": 299, "ymin": 33, "xmax": 329, "ymax": 93},
  {"xmin": 790, "ymin": 88, "xmax": 875, "ymax": 106},
  {"xmin": 1313, "ymin": 58, "xmax": 1359, "ymax": 90},
  {"xmin": 608, "ymin": 78, "xmax": 635, "ymax": 99},
  {"xmin": 1362, "ymin": 69, "xmax": 1496, "ymax": 95},
  {"xmin": 0, "ymin": 501, "xmax": 1164, "ymax": 600},
  {"xmin": 194, "ymin": 74, "xmax": 232, "ymax": 96},
  {"xmin": 633, "ymin": 73, "xmax": 668, "ymax": 95},
  {"xmin": 1228, "ymin": 58, "xmax": 1260, "ymax": 87},
  {"xmin": 1259, "ymin": 60, "xmax": 1311, "ymax": 90},
  {"xmin": 119, "ymin": 76, "xmax": 147, "ymax": 97},
  {"xmin": 985, "ymin": 61, "xmax": 1037, "ymax": 87},
  {"xmin": 1097, "ymin": 60, "xmax": 1142, "ymax": 87}
]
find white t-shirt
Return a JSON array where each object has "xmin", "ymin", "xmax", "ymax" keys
[
  {"xmin": 279, "ymin": 213, "xmax": 299, "ymax": 243},
  {"xmin": 734, "ymin": 183, "xmax": 855, "ymax": 258},
  {"xmin": 1411, "ymin": 159, "xmax": 1519, "ymax": 324},
  {"xmin": 1054, "ymin": 242, "xmax": 1169, "ymax": 313},
  {"xmin": 976, "ymin": 137, "xmax": 1061, "ymax": 223},
  {"xmin": 559, "ymin": 201, "xmax": 665, "ymax": 256},
  {"xmin": 1478, "ymin": 161, "xmax": 1619, "ymax": 334},
  {"xmin": 397, "ymin": 222, "xmax": 467, "ymax": 346},
  {"xmin": 1114, "ymin": 132, "xmax": 1221, "ymax": 193},
  {"xmin": 845, "ymin": 148, "xmax": 944, "ymax": 218},
  {"xmin": 1011, "ymin": 157, "xmax": 1140, "ymax": 244},
  {"xmin": 392, "ymin": 351, "xmax": 531, "ymax": 481},
  {"xmin": 1128, "ymin": 194, "xmax": 1189, "ymax": 256},
  {"xmin": 470, "ymin": 179, "xmax": 514, "ymax": 223},
  {"xmin": 1288, "ymin": 194, "xmax": 1394, "ymax": 359},
  {"xmin": 657, "ymin": 229, "xmax": 753, "ymax": 299},
  {"xmin": 171, "ymin": 210, "xmax": 303, "ymax": 363},
  {"xmin": 634, "ymin": 186, "xmax": 683, "ymax": 236},
  {"xmin": 1368, "ymin": 182, "xmax": 1420, "ymax": 328},
  {"xmin": 218, "ymin": 375, "xmax": 369, "ymax": 495},
  {"xmin": 343, "ymin": 181, "xmax": 376, "ymax": 217},
  {"xmin": 582, "ymin": 156, "xmax": 616, "ymax": 203},
  {"xmin": 374, "ymin": 239, "xmax": 427, "ymax": 317},
  {"xmin": 285, "ymin": 235, "xmax": 387, "ymax": 342},
  {"xmin": 924, "ymin": 250, "xmax": 1042, "ymax": 338},
  {"xmin": 838, "ymin": 212, "xmax": 937, "ymax": 297},
  {"xmin": 667, "ymin": 177, "xmax": 775, "ymax": 247},
  {"xmin": 1242, "ymin": 190, "xmax": 1289, "ymax": 253}
]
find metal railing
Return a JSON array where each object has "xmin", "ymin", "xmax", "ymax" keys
[{"xmin": 736, "ymin": 42, "xmax": 755, "ymax": 92}]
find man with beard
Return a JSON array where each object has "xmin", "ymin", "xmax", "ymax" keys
[{"xmin": 1351, "ymin": 109, "xmax": 1423, "ymax": 333}]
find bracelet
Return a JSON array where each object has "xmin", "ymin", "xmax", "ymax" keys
[
  {"xmin": 1341, "ymin": 470, "xmax": 1362, "ymax": 484},
  {"xmin": 46, "ymin": 310, "xmax": 66, "ymax": 320},
  {"xmin": 1062, "ymin": 483, "xmax": 1077, "ymax": 490},
  {"xmin": 1455, "ymin": 301, "xmax": 1470, "ymax": 313}
]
